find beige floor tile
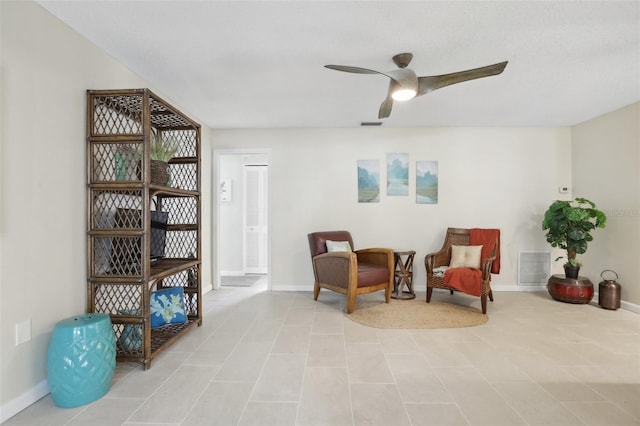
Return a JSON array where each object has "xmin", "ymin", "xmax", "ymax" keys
[
  {"xmin": 346, "ymin": 343, "xmax": 394, "ymax": 383},
  {"xmin": 343, "ymin": 318, "xmax": 381, "ymax": 344},
  {"xmin": 6, "ymin": 288, "xmax": 639, "ymax": 426},
  {"xmin": 181, "ymin": 381, "xmax": 254, "ymax": 426},
  {"xmin": 67, "ymin": 397, "xmax": 145, "ymax": 426},
  {"xmin": 312, "ymin": 310, "xmax": 345, "ymax": 334},
  {"xmin": 2, "ymin": 395, "xmax": 85, "ymax": 425},
  {"xmin": 350, "ymin": 383, "xmax": 411, "ymax": 426},
  {"xmin": 306, "ymin": 334, "xmax": 347, "ymax": 367},
  {"xmin": 386, "ymin": 353, "xmax": 452, "ymax": 403},
  {"xmin": 272, "ymin": 326, "xmax": 311, "ymax": 354},
  {"xmin": 413, "ymin": 337, "xmax": 473, "ymax": 368},
  {"xmin": 434, "ymin": 367, "xmax": 526, "ymax": 425},
  {"xmin": 284, "ymin": 308, "xmax": 316, "ymax": 326},
  {"xmin": 238, "ymin": 401, "xmax": 298, "ymax": 426},
  {"xmin": 251, "ymin": 353, "xmax": 306, "ymax": 401},
  {"xmin": 452, "ymin": 341, "xmax": 531, "ymax": 382},
  {"xmin": 108, "ymin": 352, "xmax": 191, "ymax": 399},
  {"xmin": 297, "ymin": 367, "xmax": 352, "ymax": 426},
  {"xmin": 540, "ymin": 381, "xmax": 607, "ymax": 402},
  {"xmin": 128, "ymin": 365, "xmax": 218, "ymax": 423},
  {"xmin": 378, "ymin": 330, "xmax": 420, "ymax": 354},
  {"xmin": 191, "ymin": 330, "xmax": 244, "ymax": 364},
  {"xmin": 404, "ymin": 402, "xmax": 469, "ymax": 426},
  {"xmin": 241, "ymin": 318, "xmax": 284, "ymax": 344},
  {"xmin": 492, "ymin": 381, "xmax": 583, "ymax": 425},
  {"xmin": 504, "ymin": 352, "xmax": 583, "ymax": 383},
  {"xmin": 563, "ymin": 401, "xmax": 639, "ymax": 426},
  {"xmin": 585, "ymin": 382, "xmax": 640, "ymax": 420},
  {"xmin": 214, "ymin": 341, "xmax": 273, "ymax": 382}
]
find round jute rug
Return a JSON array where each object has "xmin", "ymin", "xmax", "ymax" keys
[{"xmin": 347, "ymin": 299, "xmax": 488, "ymax": 329}]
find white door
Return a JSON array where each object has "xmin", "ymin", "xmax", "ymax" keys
[{"xmin": 243, "ymin": 165, "xmax": 268, "ymax": 274}]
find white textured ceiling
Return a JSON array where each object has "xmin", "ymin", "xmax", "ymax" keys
[{"xmin": 36, "ymin": 0, "xmax": 640, "ymax": 128}]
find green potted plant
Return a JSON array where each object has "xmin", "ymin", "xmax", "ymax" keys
[
  {"xmin": 542, "ymin": 197, "xmax": 607, "ymax": 278},
  {"xmin": 149, "ymin": 130, "xmax": 178, "ymax": 186}
]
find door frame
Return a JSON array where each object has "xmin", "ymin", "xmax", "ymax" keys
[{"xmin": 213, "ymin": 148, "xmax": 272, "ymax": 290}]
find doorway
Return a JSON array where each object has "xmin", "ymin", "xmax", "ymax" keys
[
  {"xmin": 243, "ymin": 165, "xmax": 268, "ymax": 274},
  {"xmin": 214, "ymin": 149, "xmax": 271, "ymax": 290}
]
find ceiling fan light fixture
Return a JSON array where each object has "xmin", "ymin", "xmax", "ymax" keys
[{"xmin": 391, "ymin": 88, "xmax": 416, "ymax": 101}]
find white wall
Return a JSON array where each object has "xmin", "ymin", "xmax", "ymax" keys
[
  {"xmin": 210, "ymin": 127, "xmax": 572, "ymax": 292},
  {"xmin": 3, "ymin": 0, "xmax": 637, "ymax": 421},
  {"xmin": 572, "ymin": 102, "xmax": 640, "ymax": 305},
  {"xmin": 0, "ymin": 1, "xmax": 212, "ymax": 420}
]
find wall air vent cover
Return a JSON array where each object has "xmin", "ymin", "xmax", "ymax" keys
[{"xmin": 518, "ymin": 251, "xmax": 551, "ymax": 285}]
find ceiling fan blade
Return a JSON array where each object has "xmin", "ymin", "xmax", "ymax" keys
[
  {"xmin": 378, "ymin": 80, "xmax": 398, "ymax": 119},
  {"xmin": 417, "ymin": 61, "xmax": 508, "ymax": 96},
  {"xmin": 324, "ymin": 65, "xmax": 381, "ymax": 75},
  {"xmin": 379, "ymin": 96, "xmax": 393, "ymax": 119}
]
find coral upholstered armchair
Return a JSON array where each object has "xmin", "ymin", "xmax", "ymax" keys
[
  {"xmin": 308, "ymin": 231, "xmax": 394, "ymax": 314},
  {"xmin": 425, "ymin": 228, "xmax": 500, "ymax": 314}
]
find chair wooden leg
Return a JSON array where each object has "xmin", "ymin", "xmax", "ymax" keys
[
  {"xmin": 313, "ymin": 281, "xmax": 320, "ymax": 301},
  {"xmin": 488, "ymin": 289, "xmax": 494, "ymax": 302},
  {"xmin": 346, "ymin": 294, "xmax": 356, "ymax": 314},
  {"xmin": 481, "ymin": 295, "xmax": 487, "ymax": 314},
  {"xmin": 346, "ymin": 282, "xmax": 357, "ymax": 314},
  {"xmin": 426, "ymin": 287, "xmax": 433, "ymax": 303}
]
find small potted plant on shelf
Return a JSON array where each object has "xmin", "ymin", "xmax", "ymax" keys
[
  {"xmin": 149, "ymin": 130, "xmax": 178, "ymax": 186},
  {"xmin": 542, "ymin": 197, "xmax": 607, "ymax": 278}
]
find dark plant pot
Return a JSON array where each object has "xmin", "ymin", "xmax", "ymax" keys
[
  {"xmin": 564, "ymin": 263, "xmax": 580, "ymax": 279},
  {"xmin": 150, "ymin": 160, "xmax": 169, "ymax": 186},
  {"xmin": 547, "ymin": 274, "xmax": 594, "ymax": 304},
  {"xmin": 136, "ymin": 160, "xmax": 169, "ymax": 186}
]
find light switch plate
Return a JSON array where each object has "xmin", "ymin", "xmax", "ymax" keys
[{"xmin": 15, "ymin": 320, "xmax": 31, "ymax": 345}]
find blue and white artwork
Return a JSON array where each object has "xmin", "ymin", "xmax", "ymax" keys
[
  {"xmin": 387, "ymin": 153, "xmax": 409, "ymax": 196},
  {"xmin": 416, "ymin": 160, "xmax": 438, "ymax": 204},
  {"xmin": 357, "ymin": 160, "xmax": 380, "ymax": 203}
]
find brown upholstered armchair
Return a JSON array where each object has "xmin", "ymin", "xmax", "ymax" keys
[
  {"xmin": 425, "ymin": 228, "xmax": 500, "ymax": 314},
  {"xmin": 308, "ymin": 231, "xmax": 394, "ymax": 314}
]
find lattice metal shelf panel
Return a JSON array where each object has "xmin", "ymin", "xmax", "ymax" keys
[{"xmin": 87, "ymin": 89, "xmax": 202, "ymax": 369}]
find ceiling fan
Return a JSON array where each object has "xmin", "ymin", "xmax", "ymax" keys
[{"xmin": 325, "ymin": 53, "xmax": 508, "ymax": 119}]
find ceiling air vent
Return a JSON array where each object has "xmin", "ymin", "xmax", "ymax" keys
[{"xmin": 361, "ymin": 121, "xmax": 382, "ymax": 126}]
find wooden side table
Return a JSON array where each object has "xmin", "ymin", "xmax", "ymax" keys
[{"xmin": 392, "ymin": 250, "xmax": 416, "ymax": 300}]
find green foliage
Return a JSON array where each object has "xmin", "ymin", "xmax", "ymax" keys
[
  {"xmin": 150, "ymin": 130, "xmax": 178, "ymax": 162},
  {"xmin": 541, "ymin": 197, "xmax": 607, "ymax": 266}
]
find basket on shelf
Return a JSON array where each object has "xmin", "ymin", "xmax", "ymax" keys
[{"xmin": 150, "ymin": 160, "xmax": 169, "ymax": 186}]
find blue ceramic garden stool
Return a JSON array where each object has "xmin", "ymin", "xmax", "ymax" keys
[{"xmin": 47, "ymin": 313, "xmax": 116, "ymax": 408}]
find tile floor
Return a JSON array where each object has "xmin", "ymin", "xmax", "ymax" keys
[{"xmin": 5, "ymin": 280, "xmax": 640, "ymax": 426}]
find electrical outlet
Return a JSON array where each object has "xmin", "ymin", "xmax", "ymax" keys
[
  {"xmin": 559, "ymin": 186, "xmax": 570, "ymax": 194},
  {"xmin": 15, "ymin": 320, "xmax": 31, "ymax": 345}
]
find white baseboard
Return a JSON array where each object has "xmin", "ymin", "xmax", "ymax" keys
[
  {"xmin": 269, "ymin": 284, "xmax": 640, "ymax": 314},
  {"xmin": 619, "ymin": 299, "xmax": 640, "ymax": 314},
  {"xmin": 220, "ymin": 270, "xmax": 244, "ymax": 276},
  {"xmin": 0, "ymin": 379, "xmax": 49, "ymax": 423},
  {"xmin": 270, "ymin": 284, "xmax": 309, "ymax": 292},
  {"xmin": 494, "ymin": 285, "xmax": 548, "ymax": 292}
]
